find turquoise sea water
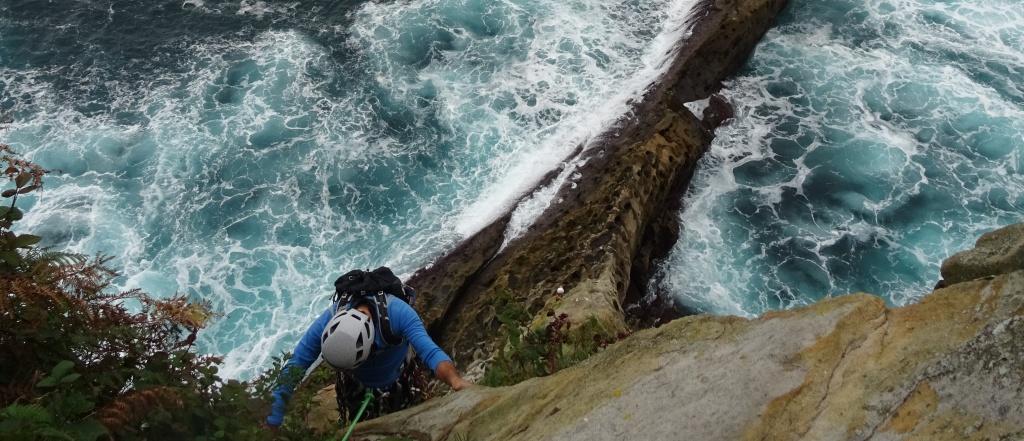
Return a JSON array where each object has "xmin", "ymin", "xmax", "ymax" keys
[
  {"xmin": 1, "ymin": 0, "xmax": 697, "ymax": 377},
  {"xmin": 5, "ymin": 0, "xmax": 1021, "ymax": 377},
  {"xmin": 657, "ymin": 0, "xmax": 1024, "ymax": 316}
]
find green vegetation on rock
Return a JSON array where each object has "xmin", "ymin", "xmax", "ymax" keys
[
  {"xmin": 482, "ymin": 290, "xmax": 613, "ymax": 387},
  {"xmin": 0, "ymin": 145, "xmax": 329, "ymax": 441}
]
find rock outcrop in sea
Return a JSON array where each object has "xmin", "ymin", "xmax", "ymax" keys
[{"xmin": 408, "ymin": 0, "xmax": 790, "ymax": 367}]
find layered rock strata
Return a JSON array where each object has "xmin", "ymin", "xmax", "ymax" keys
[
  {"xmin": 407, "ymin": 0, "xmax": 790, "ymax": 365},
  {"xmin": 353, "ymin": 223, "xmax": 1024, "ymax": 441}
]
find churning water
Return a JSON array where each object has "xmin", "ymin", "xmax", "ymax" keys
[
  {"xmin": 6, "ymin": 0, "xmax": 1021, "ymax": 377},
  {"xmin": 1, "ymin": 0, "xmax": 698, "ymax": 377},
  {"xmin": 657, "ymin": 0, "xmax": 1024, "ymax": 316}
]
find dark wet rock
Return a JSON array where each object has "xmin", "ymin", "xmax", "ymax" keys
[
  {"xmin": 427, "ymin": 109, "xmax": 708, "ymax": 363},
  {"xmin": 405, "ymin": 213, "xmax": 512, "ymax": 329},
  {"xmin": 702, "ymin": 93, "xmax": 735, "ymax": 130},
  {"xmin": 670, "ymin": 0, "xmax": 789, "ymax": 106},
  {"xmin": 407, "ymin": 155, "xmax": 572, "ymax": 333}
]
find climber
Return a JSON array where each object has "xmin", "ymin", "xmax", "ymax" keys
[{"xmin": 265, "ymin": 267, "xmax": 471, "ymax": 428}]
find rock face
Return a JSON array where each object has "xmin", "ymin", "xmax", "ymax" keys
[
  {"xmin": 352, "ymin": 224, "xmax": 1024, "ymax": 441},
  {"xmin": 429, "ymin": 108, "xmax": 708, "ymax": 361},
  {"xmin": 941, "ymin": 223, "xmax": 1024, "ymax": 286},
  {"xmin": 406, "ymin": 0, "xmax": 790, "ymax": 366}
]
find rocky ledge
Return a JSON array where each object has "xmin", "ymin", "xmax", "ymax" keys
[{"xmin": 353, "ymin": 223, "xmax": 1024, "ymax": 441}]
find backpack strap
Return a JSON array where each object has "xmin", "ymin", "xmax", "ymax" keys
[
  {"xmin": 400, "ymin": 284, "xmax": 417, "ymax": 306},
  {"xmin": 369, "ymin": 291, "xmax": 403, "ymax": 346},
  {"xmin": 332, "ymin": 293, "xmax": 403, "ymax": 348}
]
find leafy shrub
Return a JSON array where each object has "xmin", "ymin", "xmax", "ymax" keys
[
  {"xmin": 0, "ymin": 144, "xmax": 303, "ymax": 440},
  {"xmin": 482, "ymin": 290, "xmax": 613, "ymax": 387}
]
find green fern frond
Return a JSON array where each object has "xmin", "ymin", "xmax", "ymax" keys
[
  {"xmin": 35, "ymin": 251, "xmax": 86, "ymax": 268},
  {"xmin": 0, "ymin": 403, "xmax": 53, "ymax": 425}
]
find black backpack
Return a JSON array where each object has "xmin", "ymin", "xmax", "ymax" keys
[{"xmin": 332, "ymin": 267, "xmax": 416, "ymax": 346}]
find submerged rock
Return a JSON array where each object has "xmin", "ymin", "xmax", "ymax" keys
[
  {"xmin": 701, "ymin": 93, "xmax": 735, "ymax": 131},
  {"xmin": 351, "ymin": 227, "xmax": 1024, "ymax": 440}
]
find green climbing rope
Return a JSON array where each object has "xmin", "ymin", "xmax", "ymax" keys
[{"xmin": 340, "ymin": 389, "xmax": 375, "ymax": 441}]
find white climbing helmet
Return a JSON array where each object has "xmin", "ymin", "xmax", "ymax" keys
[{"xmin": 321, "ymin": 308, "xmax": 374, "ymax": 369}]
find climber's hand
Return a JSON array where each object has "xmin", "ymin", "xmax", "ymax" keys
[
  {"xmin": 450, "ymin": 377, "xmax": 473, "ymax": 391},
  {"xmin": 436, "ymin": 361, "xmax": 472, "ymax": 391}
]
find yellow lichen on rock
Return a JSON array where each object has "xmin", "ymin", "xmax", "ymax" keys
[
  {"xmin": 882, "ymin": 381, "xmax": 938, "ymax": 434},
  {"xmin": 745, "ymin": 269, "xmax": 1024, "ymax": 441}
]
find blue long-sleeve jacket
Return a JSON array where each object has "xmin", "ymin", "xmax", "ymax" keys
[{"xmin": 266, "ymin": 295, "xmax": 451, "ymax": 426}]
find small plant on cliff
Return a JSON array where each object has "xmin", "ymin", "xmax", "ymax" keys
[{"xmin": 482, "ymin": 291, "xmax": 612, "ymax": 387}]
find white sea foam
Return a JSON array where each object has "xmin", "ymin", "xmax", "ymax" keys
[
  {"xmin": 493, "ymin": 0, "xmax": 701, "ymax": 245},
  {"xmin": 235, "ymin": 0, "xmax": 295, "ymax": 18},
  {"xmin": 4, "ymin": 0, "xmax": 711, "ymax": 378},
  {"xmin": 181, "ymin": 0, "xmax": 205, "ymax": 10},
  {"xmin": 7, "ymin": 30, "xmax": 376, "ymax": 378},
  {"xmin": 656, "ymin": 0, "xmax": 1024, "ymax": 316}
]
